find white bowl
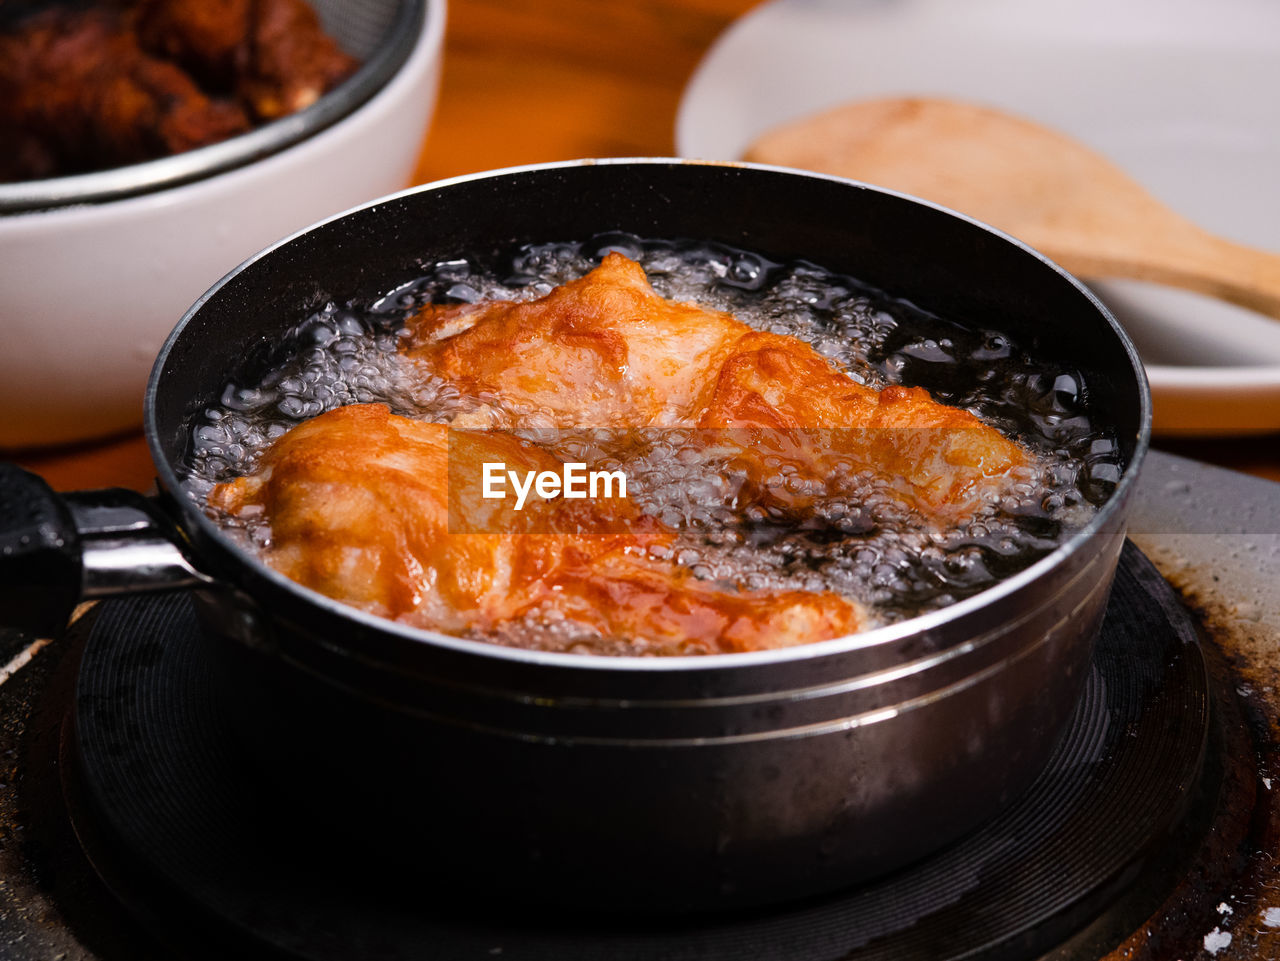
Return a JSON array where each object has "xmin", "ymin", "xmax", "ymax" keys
[{"xmin": 0, "ymin": 0, "xmax": 446, "ymax": 449}]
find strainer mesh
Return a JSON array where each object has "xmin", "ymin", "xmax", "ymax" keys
[{"xmin": 312, "ymin": 0, "xmax": 405, "ymax": 60}]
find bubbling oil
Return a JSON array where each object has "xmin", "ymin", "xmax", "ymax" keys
[{"xmin": 184, "ymin": 233, "xmax": 1121, "ymax": 643}]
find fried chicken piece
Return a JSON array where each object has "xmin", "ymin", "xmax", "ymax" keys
[
  {"xmin": 698, "ymin": 331, "xmax": 1028, "ymax": 514},
  {"xmin": 0, "ymin": 7, "xmax": 250, "ymax": 179},
  {"xmin": 211, "ymin": 404, "xmax": 864, "ymax": 654},
  {"xmin": 407, "ymin": 253, "xmax": 749, "ymax": 428},
  {"xmin": 404, "ymin": 253, "xmax": 1030, "ymax": 515},
  {"xmin": 133, "ymin": 0, "xmax": 252, "ymax": 91},
  {"xmin": 135, "ymin": 0, "xmax": 358, "ymax": 120},
  {"xmin": 0, "ymin": 0, "xmax": 356, "ymax": 183},
  {"xmin": 242, "ymin": 0, "xmax": 357, "ymax": 118}
]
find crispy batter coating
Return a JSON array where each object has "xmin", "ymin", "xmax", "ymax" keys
[
  {"xmin": 405, "ymin": 253, "xmax": 1030, "ymax": 515},
  {"xmin": 211, "ymin": 404, "xmax": 864, "ymax": 654},
  {"xmin": 0, "ymin": 0, "xmax": 356, "ymax": 182},
  {"xmin": 235, "ymin": 0, "xmax": 357, "ymax": 118},
  {"xmin": 0, "ymin": 8, "xmax": 250, "ymax": 179},
  {"xmin": 135, "ymin": 0, "xmax": 358, "ymax": 120},
  {"xmin": 407, "ymin": 253, "xmax": 748, "ymax": 427},
  {"xmin": 133, "ymin": 0, "xmax": 254, "ymax": 90}
]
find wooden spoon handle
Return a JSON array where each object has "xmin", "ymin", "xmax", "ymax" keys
[{"xmin": 1044, "ymin": 223, "xmax": 1280, "ymax": 321}]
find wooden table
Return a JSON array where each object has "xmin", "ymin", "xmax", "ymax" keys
[{"xmin": 11, "ymin": 0, "xmax": 1280, "ymax": 490}]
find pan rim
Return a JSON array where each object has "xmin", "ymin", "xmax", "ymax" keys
[{"xmin": 146, "ymin": 157, "xmax": 1152, "ymax": 673}]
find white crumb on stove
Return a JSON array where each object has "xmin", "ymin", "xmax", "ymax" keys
[
  {"xmin": 1263, "ymin": 907, "xmax": 1280, "ymax": 927},
  {"xmin": 1204, "ymin": 927, "xmax": 1232, "ymax": 954},
  {"xmin": 1265, "ymin": 777, "xmax": 1273, "ymax": 790},
  {"xmin": 1218, "ymin": 902, "xmax": 1233, "ymax": 915}
]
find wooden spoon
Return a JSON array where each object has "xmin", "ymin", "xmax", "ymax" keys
[{"xmin": 744, "ymin": 97, "xmax": 1280, "ymax": 320}]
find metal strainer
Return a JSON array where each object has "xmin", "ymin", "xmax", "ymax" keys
[{"xmin": 0, "ymin": 0, "xmax": 427, "ymax": 214}]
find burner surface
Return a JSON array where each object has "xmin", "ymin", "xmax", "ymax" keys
[{"xmin": 54, "ymin": 543, "xmax": 1215, "ymax": 961}]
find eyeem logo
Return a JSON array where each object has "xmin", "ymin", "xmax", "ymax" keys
[
  {"xmin": 482, "ymin": 463, "xmax": 627, "ymax": 511},
  {"xmin": 447, "ymin": 429, "xmax": 640, "ymax": 534}
]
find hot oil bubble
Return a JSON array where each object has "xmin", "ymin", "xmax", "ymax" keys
[
  {"xmin": 445, "ymin": 283, "xmax": 482, "ymax": 303},
  {"xmin": 723, "ymin": 254, "xmax": 767, "ymax": 291},
  {"xmin": 591, "ymin": 233, "xmax": 645, "ymax": 262}
]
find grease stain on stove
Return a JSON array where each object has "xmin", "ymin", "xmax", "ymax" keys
[{"xmin": 1123, "ymin": 474, "xmax": 1280, "ymax": 961}]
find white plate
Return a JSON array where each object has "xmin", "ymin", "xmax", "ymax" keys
[{"xmin": 676, "ymin": 0, "xmax": 1280, "ymax": 436}]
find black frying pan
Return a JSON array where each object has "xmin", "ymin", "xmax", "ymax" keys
[{"xmin": 0, "ymin": 160, "xmax": 1150, "ymax": 911}]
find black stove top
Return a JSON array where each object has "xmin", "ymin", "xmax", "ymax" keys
[{"xmin": 0, "ymin": 539, "xmax": 1248, "ymax": 961}]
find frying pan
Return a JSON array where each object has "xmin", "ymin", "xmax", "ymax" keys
[{"xmin": 0, "ymin": 160, "xmax": 1150, "ymax": 912}]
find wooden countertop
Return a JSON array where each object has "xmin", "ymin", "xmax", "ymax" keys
[{"xmin": 11, "ymin": 0, "xmax": 1280, "ymax": 490}]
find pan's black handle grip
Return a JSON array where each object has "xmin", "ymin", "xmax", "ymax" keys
[
  {"xmin": 0, "ymin": 464, "xmax": 218, "ymax": 639},
  {"xmin": 0, "ymin": 463, "xmax": 83, "ymax": 638}
]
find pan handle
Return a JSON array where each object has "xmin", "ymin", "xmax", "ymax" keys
[{"xmin": 0, "ymin": 463, "xmax": 214, "ymax": 638}]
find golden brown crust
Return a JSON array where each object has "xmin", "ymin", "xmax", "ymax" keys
[
  {"xmin": 0, "ymin": 8, "xmax": 251, "ymax": 178},
  {"xmin": 213, "ymin": 404, "xmax": 864, "ymax": 654},
  {"xmin": 407, "ymin": 252, "xmax": 1029, "ymax": 515},
  {"xmin": 0, "ymin": 0, "xmax": 356, "ymax": 182},
  {"xmin": 405, "ymin": 254, "xmax": 750, "ymax": 428}
]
